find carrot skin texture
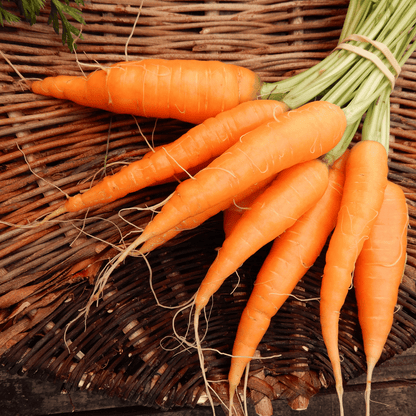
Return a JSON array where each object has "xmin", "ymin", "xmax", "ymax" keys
[
  {"xmin": 222, "ymin": 187, "xmax": 267, "ymax": 239},
  {"xmin": 31, "ymin": 59, "xmax": 262, "ymax": 124},
  {"xmin": 223, "ymin": 150, "xmax": 346, "ymax": 237},
  {"xmin": 195, "ymin": 158, "xmax": 331, "ymax": 313},
  {"xmin": 64, "ymin": 100, "xmax": 288, "ymax": 212},
  {"xmin": 139, "ymin": 176, "xmax": 276, "ymax": 254},
  {"xmin": 138, "ymin": 101, "xmax": 346, "ymax": 246},
  {"xmin": 319, "ymin": 140, "xmax": 388, "ymax": 415},
  {"xmin": 354, "ymin": 181, "xmax": 408, "ymax": 415},
  {"xmin": 228, "ymin": 150, "xmax": 349, "ymax": 392}
]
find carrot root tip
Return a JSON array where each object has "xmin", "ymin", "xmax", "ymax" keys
[
  {"xmin": 40, "ymin": 205, "xmax": 67, "ymax": 224},
  {"xmin": 228, "ymin": 384, "xmax": 237, "ymax": 416},
  {"xmin": 365, "ymin": 363, "xmax": 376, "ymax": 416},
  {"xmin": 336, "ymin": 383, "xmax": 344, "ymax": 416}
]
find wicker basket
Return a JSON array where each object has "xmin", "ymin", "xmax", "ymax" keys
[{"xmin": 1, "ymin": 1, "xmax": 416, "ymax": 414}]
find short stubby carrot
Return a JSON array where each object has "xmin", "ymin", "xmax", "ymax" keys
[
  {"xmin": 59, "ymin": 100, "xmax": 288, "ymax": 214},
  {"xmin": 134, "ymin": 101, "xmax": 346, "ymax": 249},
  {"xmin": 354, "ymin": 180, "xmax": 408, "ymax": 416},
  {"xmin": 195, "ymin": 158, "xmax": 331, "ymax": 315},
  {"xmin": 319, "ymin": 140, "xmax": 388, "ymax": 416},
  {"xmin": 228, "ymin": 150, "xmax": 349, "ymax": 401},
  {"xmin": 30, "ymin": 59, "xmax": 262, "ymax": 124}
]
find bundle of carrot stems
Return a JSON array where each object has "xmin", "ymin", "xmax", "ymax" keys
[{"xmin": 22, "ymin": 0, "xmax": 416, "ymax": 415}]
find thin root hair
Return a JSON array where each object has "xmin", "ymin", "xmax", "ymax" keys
[
  {"xmin": 162, "ymin": 146, "xmax": 196, "ymax": 180},
  {"xmin": 125, "ymin": 0, "xmax": 145, "ymax": 61},
  {"xmin": 132, "ymin": 115, "xmax": 156, "ymax": 153},
  {"xmin": 17, "ymin": 143, "xmax": 70, "ymax": 199}
]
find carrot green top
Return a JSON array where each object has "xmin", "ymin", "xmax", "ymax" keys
[{"xmin": 260, "ymin": 0, "xmax": 416, "ymax": 162}]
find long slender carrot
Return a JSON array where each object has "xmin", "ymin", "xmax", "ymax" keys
[
  {"xmin": 131, "ymin": 101, "xmax": 346, "ymax": 251},
  {"xmin": 354, "ymin": 180, "xmax": 408, "ymax": 416},
  {"xmin": 30, "ymin": 59, "xmax": 262, "ymax": 124},
  {"xmin": 83, "ymin": 101, "xmax": 345, "ymax": 324},
  {"xmin": 319, "ymin": 139, "xmax": 388, "ymax": 416},
  {"xmin": 49, "ymin": 100, "xmax": 288, "ymax": 216},
  {"xmin": 139, "ymin": 176, "xmax": 275, "ymax": 254},
  {"xmin": 227, "ymin": 150, "xmax": 349, "ymax": 404},
  {"xmin": 193, "ymin": 158, "xmax": 329, "ymax": 415},
  {"xmin": 195, "ymin": 158, "xmax": 331, "ymax": 315}
]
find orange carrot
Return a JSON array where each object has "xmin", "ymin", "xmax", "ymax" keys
[
  {"xmin": 222, "ymin": 187, "xmax": 266, "ymax": 239},
  {"xmin": 195, "ymin": 158, "xmax": 331, "ymax": 314},
  {"xmin": 319, "ymin": 140, "xmax": 388, "ymax": 416},
  {"xmin": 51, "ymin": 100, "xmax": 287, "ymax": 216},
  {"xmin": 85, "ymin": 101, "xmax": 345, "ymax": 321},
  {"xmin": 141, "ymin": 146, "xmax": 216, "ymax": 183},
  {"xmin": 31, "ymin": 59, "xmax": 262, "ymax": 124},
  {"xmin": 354, "ymin": 181, "xmax": 408, "ymax": 416},
  {"xmin": 227, "ymin": 150, "xmax": 349, "ymax": 403},
  {"xmin": 132, "ymin": 101, "xmax": 346, "ymax": 251},
  {"xmin": 139, "ymin": 176, "xmax": 275, "ymax": 254},
  {"xmin": 193, "ymin": 158, "xmax": 330, "ymax": 414}
]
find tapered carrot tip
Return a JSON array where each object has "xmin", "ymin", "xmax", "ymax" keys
[
  {"xmin": 336, "ymin": 383, "xmax": 344, "ymax": 416},
  {"xmin": 24, "ymin": 79, "xmax": 34, "ymax": 90},
  {"xmin": 228, "ymin": 385, "xmax": 237, "ymax": 416},
  {"xmin": 40, "ymin": 204, "xmax": 67, "ymax": 224},
  {"xmin": 365, "ymin": 360, "xmax": 376, "ymax": 416}
]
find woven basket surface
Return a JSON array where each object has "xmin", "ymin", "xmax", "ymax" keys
[{"xmin": 1, "ymin": 0, "xmax": 416, "ymax": 413}]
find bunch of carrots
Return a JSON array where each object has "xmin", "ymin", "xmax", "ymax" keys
[{"xmin": 26, "ymin": 1, "xmax": 416, "ymax": 415}]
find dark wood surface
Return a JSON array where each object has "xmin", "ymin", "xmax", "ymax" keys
[{"xmin": 1, "ymin": 345, "xmax": 416, "ymax": 416}]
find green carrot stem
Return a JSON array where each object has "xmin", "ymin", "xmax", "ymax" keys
[
  {"xmin": 361, "ymin": 88, "xmax": 391, "ymax": 152},
  {"xmin": 260, "ymin": 0, "xmax": 416, "ymax": 163},
  {"xmin": 325, "ymin": 85, "xmax": 391, "ymax": 165},
  {"xmin": 260, "ymin": 0, "xmax": 415, "ymax": 115},
  {"xmin": 322, "ymin": 119, "xmax": 361, "ymax": 167},
  {"xmin": 259, "ymin": 0, "xmax": 375, "ymax": 100},
  {"xmin": 339, "ymin": 0, "xmax": 371, "ymax": 42}
]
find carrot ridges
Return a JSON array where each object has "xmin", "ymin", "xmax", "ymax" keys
[
  {"xmin": 320, "ymin": 140, "xmax": 388, "ymax": 416},
  {"xmin": 31, "ymin": 59, "xmax": 262, "ymax": 124},
  {"xmin": 195, "ymin": 157, "xmax": 332, "ymax": 316},
  {"xmin": 227, "ymin": 151, "xmax": 350, "ymax": 397},
  {"xmin": 354, "ymin": 180, "xmax": 408, "ymax": 416},
  {"xmin": 60, "ymin": 100, "xmax": 288, "ymax": 214},
  {"xmin": 136, "ymin": 101, "xmax": 346, "ymax": 248}
]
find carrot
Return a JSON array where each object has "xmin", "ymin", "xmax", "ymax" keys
[
  {"xmin": 195, "ymin": 158, "xmax": 331, "ymax": 315},
  {"xmin": 193, "ymin": 158, "xmax": 330, "ymax": 414},
  {"xmin": 47, "ymin": 100, "xmax": 288, "ymax": 217},
  {"xmin": 189, "ymin": 157, "xmax": 330, "ymax": 414},
  {"xmin": 354, "ymin": 180, "xmax": 408, "ymax": 416},
  {"xmin": 227, "ymin": 150, "xmax": 349, "ymax": 404},
  {"xmin": 222, "ymin": 187, "xmax": 266, "ymax": 239},
  {"xmin": 140, "ymin": 176, "xmax": 275, "ymax": 254},
  {"xmin": 319, "ymin": 140, "xmax": 388, "ymax": 416},
  {"xmin": 130, "ymin": 101, "xmax": 346, "ymax": 251},
  {"xmin": 141, "ymin": 146, "xmax": 216, "ymax": 184},
  {"xmin": 31, "ymin": 59, "xmax": 262, "ymax": 124},
  {"xmin": 83, "ymin": 101, "xmax": 345, "ymax": 337}
]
